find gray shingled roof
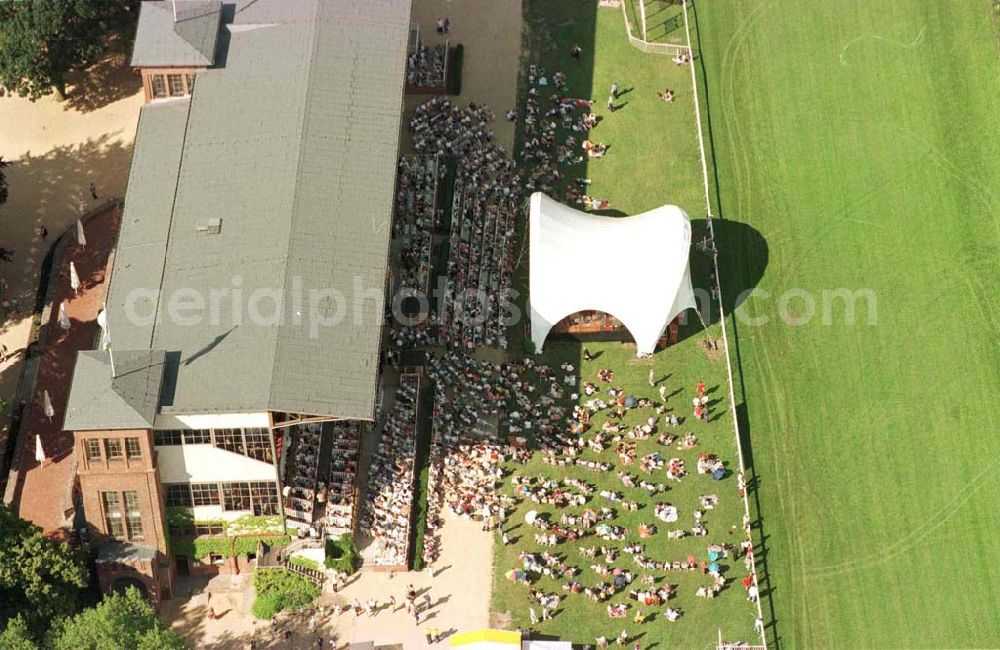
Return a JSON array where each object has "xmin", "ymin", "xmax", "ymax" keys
[
  {"xmin": 104, "ymin": 0, "xmax": 411, "ymax": 421},
  {"xmin": 63, "ymin": 350, "xmax": 166, "ymax": 431},
  {"xmin": 130, "ymin": 0, "xmax": 223, "ymax": 67}
]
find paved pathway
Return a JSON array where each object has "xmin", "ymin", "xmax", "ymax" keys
[
  {"xmin": 164, "ymin": 510, "xmax": 494, "ymax": 649},
  {"xmin": 0, "ymin": 74, "xmax": 141, "ymax": 494},
  {"xmin": 5, "ymin": 205, "xmax": 120, "ymax": 536}
]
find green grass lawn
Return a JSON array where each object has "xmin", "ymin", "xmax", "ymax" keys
[
  {"xmin": 491, "ymin": 2, "xmax": 764, "ymax": 646},
  {"xmin": 491, "ymin": 333, "xmax": 759, "ymax": 646},
  {"xmin": 692, "ymin": 1, "xmax": 1000, "ymax": 647}
]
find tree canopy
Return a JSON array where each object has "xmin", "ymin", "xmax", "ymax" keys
[
  {"xmin": 0, "ymin": 503, "xmax": 89, "ymax": 635},
  {"xmin": 51, "ymin": 587, "xmax": 184, "ymax": 650},
  {"xmin": 0, "ymin": 0, "xmax": 135, "ymax": 100}
]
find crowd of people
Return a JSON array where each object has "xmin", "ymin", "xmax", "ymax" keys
[
  {"xmin": 409, "ymin": 98, "xmax": 523, "ymax": 348},
  {"xmin": 407, "ymin": 43, "xmax": 448, "ymax": 88},
  {"xmin": 360, "ymin": 374, "xmax": 420, "ymax": 566},
  {"xmin": 282, "ymin": 423, "xmax": 323, "ymax": 527},
  {"xmin": 492, "ymin": 363, "xmax": 762, "ymax": 638},
  {"xmin": 322, "ymin": 421, "xmax": 361, "ymax": 536},
  {"xmin": 419, "ymin": 351, "xmax": 554, "ymax": 563},
  {"xmin": 393, "ymin": 155, "xmax": 441, "ymax": 307}
]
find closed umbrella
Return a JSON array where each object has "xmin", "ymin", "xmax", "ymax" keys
[
  {"xmin": 76, "ymin": 218, "xmax": 87, "ymax": 248},
  {"xmin": 69, "ymin": 262, "xmax": 80, "ymax": 293},
  {"xmin": 58, "ymin": 301, "xmax": 70, "ymax": 330},
  {"xmin": 35, "ymin": 435, "xmax": 46, "ymax": 463},
  {"xmin": 42, "ymin": 389, "xmax": 55, "ymax": 420}
]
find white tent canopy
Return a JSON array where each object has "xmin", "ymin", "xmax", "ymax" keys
[{"xmin": 529, "ymin": 192, "xmax": 696, "ymax": 356}]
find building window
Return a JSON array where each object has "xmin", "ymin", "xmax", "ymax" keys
[
  {"xmin": 214, "ymin": 429, "xmax": 244, "ymax": 455},
  {"xmin": 125, "ymin": 437, "xmax": 142, "ymax": 460},
  {"xmin": 84, "ymin": 439, "xmax": 102, "ymax": 462},
  {"xmin": 150, "ymin": 74, "xmax": 166, "ymax": 98},
  {"xmin": 221, "ymin": 482, "xmax": 252, "ymax": 512},
  {"xmin": 244, "ymin": 428, "xmax": 273, "ymax": 463},
  {"xmin": 154, "ymin": 430, "xmax": 182, "ymax": 446},
  {"xmin": 183, "ymin": 429, "xmax": 212, "ymax": 445},
  {"xmin": 194, "ymin": 523, "xmax": 224, "ymax": 536},
  {"xmin": 167, "ymin": 74, "xmax": 185, "ymax": 97},
  {"xmin": 104, "ymin": 438, "xmax": 123, "ymax": 460},
  {"xmin": 165, "ymin": 484, "xmax": 193, "ymax": 507},
  {"xmin": 185, "ymin": 73, "xmax": 195, "ymax": 92},
  {"xmin": 250, "ymin": 481, "xmax": 279, "ymax": 516},
  {"xmin": 208, "ymin": 553, "xmax": 225, "ymax": 566},
  {"xmin": 101, "ymin": 492, "xmax": 125, "ymax": 538},
  {"xmin": 190, "ymin": 483, "xmax": 220, "ymax": 506},
  {"xmin": 124, "ymin": 491, "xmax": 144, "ymax": 541}
]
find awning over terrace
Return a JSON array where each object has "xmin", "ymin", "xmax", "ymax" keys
[{"xmin": 528, "ymin": 192, "xmax": 696, "ymax": 356}]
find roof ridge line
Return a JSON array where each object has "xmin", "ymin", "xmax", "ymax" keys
[
  {"xmin": 266, "ymin": 1, "xmax": 325, "ymax": 410},
  {"xmin": 149, "ymin": 98, "xmax": 196, "ymax": 353}
]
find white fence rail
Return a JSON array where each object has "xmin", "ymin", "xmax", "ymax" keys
[
  {"xmin": 678, "ymin": 0, "xmax": 769, "ymax": 648},
  {"xmin": 620, "ymin": 0, "xmax": 691, "ymax": 55}
]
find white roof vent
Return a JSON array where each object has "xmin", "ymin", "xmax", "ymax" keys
[{"xmin": 195, "ymin": 218, "xmax": 222, "ymax": 235}]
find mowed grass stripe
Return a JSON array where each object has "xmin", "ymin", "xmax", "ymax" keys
[{"xmin": 695, "ymin": 0, "xmax": 1000, "ymax": 647}]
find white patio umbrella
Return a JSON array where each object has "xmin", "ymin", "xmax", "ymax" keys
[
  {"xmin": 42, "ymin": 389, "xmax": 55, "ymax": 420},
  {"xmin": 58, "ymin": 301, "xmax": 70, "ymax": 330},
  {"xmin": 69, "ymin": 262, "xmax": 80, "ymax": 293},
  {"xmin": 35, "ymin": 435, "xmax": 46, "ymax": 464},
  {"xmin": 76, "ymin": 218, "xmax": 87, "ymax": 248},
  {"xmin": 524, "ymin": 510, "xmax": 538, "ymax": 525}
]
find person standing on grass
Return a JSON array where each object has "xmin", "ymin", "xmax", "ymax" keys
[
  {"xmin": 697, "ymin": 380, "xmax": 706, "ymax": 397},
  {"xmin": 530, "ymin": 607, "xmax": 539, "ymax": 624},
  {"xmin": 571, "ymin": 43, "xmax": 582, "ymax": 59},
  {"xmin": 755, "ymin": 616, "xmax": 765, "ymax": 635},
  {"xmin": 648, "ymin": 368, "xmax": 656, "ymax": 386},
  {"xmin": 658, "ymin": 384, "xmax": 668, "ymax": 401},
  {"xmin": 610, "ymin": 82, "xmax": 619, "ymax": 99},
  {"xmin": 747, "ymin": 584, "xmax": 759, "ymax": 602},
  {"xmin": 583, "ymin": 347, "xmax": 594, "ymax": 361}
]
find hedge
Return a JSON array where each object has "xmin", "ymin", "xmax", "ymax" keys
[
  {"xmin": 165, "ymin": 508, "xmax": 289, "ymax": 561},
  {"xmin": 324, "ymin": 534, "xmax": 360, "ymax": 574},
  {"xmin": 251, "ymin": 568, "xmax": 319, "ymax": 620}
]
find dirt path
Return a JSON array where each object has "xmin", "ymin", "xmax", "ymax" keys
[{"xmin": 0, "ymin": 67, "xmax": 142, "ymax": 463}]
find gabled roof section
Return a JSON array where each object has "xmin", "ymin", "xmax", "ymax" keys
[
  {"xmin": 104, "ymin": 0, "xmax": 412, "ymax": 420},
  {"xmin": 131, "ymin": 0, "xmax": 223, "ymax": 68},
  {"xmin": 63, "ymin": 350, "xmax": 167, "ymax": 431}
]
